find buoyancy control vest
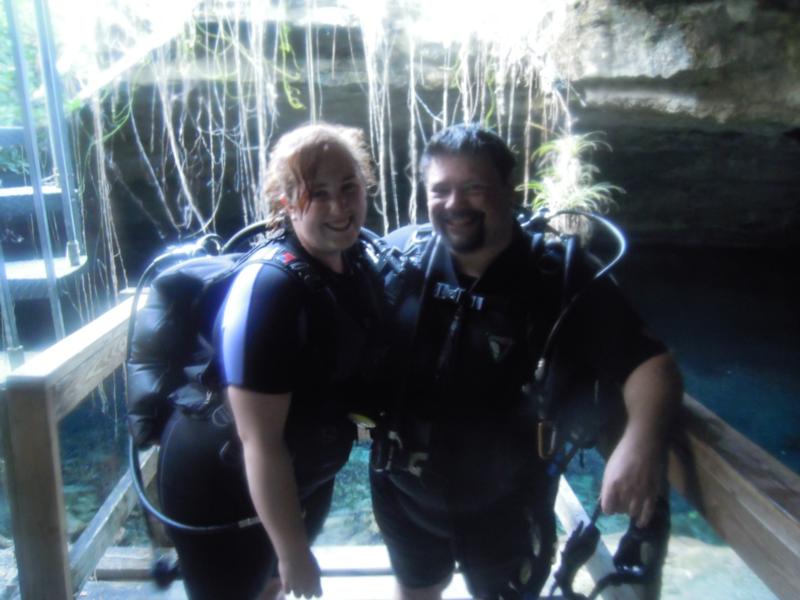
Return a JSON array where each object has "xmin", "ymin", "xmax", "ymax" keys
[
  {"xmin": 372, "ymin": 209, "xmax": 629, "ymax": 474},
  {"xmin": 373, "ymin": 211, "xmax": 670, "ymax": 600},
  {"xmin": 126, "ymin": 227, "xmax": 384, "ymax": 450}
]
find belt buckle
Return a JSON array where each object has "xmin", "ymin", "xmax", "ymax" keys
[
  {"xmin": 371, "ymin": 430, "xmax": 404, "ymax": 473},
  {"xmin": 407, "ymin": 451, "xmax": 429, "ymax": 477}
]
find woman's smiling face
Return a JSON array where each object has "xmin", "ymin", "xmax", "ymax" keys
[{"xmin": 288, "ymin": 143, "xmax": 367, "ymax": 270}]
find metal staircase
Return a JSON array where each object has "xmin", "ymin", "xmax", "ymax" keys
[{"xmin": 1, "ymin": 0, "xmax": 87, "ymax": 369}]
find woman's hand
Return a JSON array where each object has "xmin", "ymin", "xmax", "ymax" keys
[{"xmin": 279, "ymin": 547, "xmax": 322, "ymax": 598}]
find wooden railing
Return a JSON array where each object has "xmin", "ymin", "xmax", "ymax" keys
[
  {"xmin": 668, "ymin": 396, "xmax": 800, "ymax": 599},
  {"xmin": 0, "ymin": 298, "xmax": 799, "ymax": 599},
  {"xmin": 0, "ymin": 298, "xmax": 145, "ymax": 598}
]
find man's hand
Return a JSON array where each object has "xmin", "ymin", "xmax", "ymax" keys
[
  {"xmin": 600, "ymin": 428, "xmax": 665, "ymax": 527},
  {"xmin": 600, "ymin": 352, "xmax": 681, "ymax": 527},
  {"xmin": 279, "ymin": 547, "xmax": 322, "ymax": 598}
]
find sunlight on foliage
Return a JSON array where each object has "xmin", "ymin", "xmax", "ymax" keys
[
  {"xmin": 520, "ymin": 133, "xmax": 622, "ymax": 236},
  {"xmin": 35, "ymin": 0, "xmax": 590, "ymax": 236},
  {"xmin": 524, "ymin": 133, "xmax": 622, "ymax": 213}
]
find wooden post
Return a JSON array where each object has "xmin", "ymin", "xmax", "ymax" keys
[
  {"xmin": 3, "ymin": 376, "xmax": 71, "ymax": 599},
  {"xmin": 0, "ymin": 298, "xmax": 135, "ymax": 599}
]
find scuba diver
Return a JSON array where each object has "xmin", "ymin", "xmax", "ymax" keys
[
  {"xmin": 369, "ymin": 124, "xmax": 683, "ymax": 600},
  {"xmin": 134, "ymin": 123, "xmax": 384, "ymax": 599}
]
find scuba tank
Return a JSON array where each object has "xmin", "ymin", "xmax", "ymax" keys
[{"xmin": 126, "ymin": 223, "xmax": 271, "ymax": 539}]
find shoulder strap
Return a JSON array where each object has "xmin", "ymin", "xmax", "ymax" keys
[{"xmin": 246, "ymin": 243, "xmax": 327, "ymax": 293}]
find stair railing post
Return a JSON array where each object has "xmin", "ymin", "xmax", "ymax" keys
[
  {"xmin": 3, "ymin": 0, "xmax": 66, "ymax": 340},
  {"xmin": 0, "ymin": 243, "xmax": 25, "ymax": 369},
  {"xmin": 32, "ymin": 0, "xmax": 82, "ymax": 265}
]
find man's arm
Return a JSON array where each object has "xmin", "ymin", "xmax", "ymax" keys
[{"xmin": 600, "ymin": 352, "xmax": 683, "ymax": 527}]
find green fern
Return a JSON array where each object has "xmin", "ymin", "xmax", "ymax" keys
[{"xmin": 520, "ymin": 133, "xmax": 623, "ymax": 215}]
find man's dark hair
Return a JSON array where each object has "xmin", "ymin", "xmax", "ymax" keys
[{"xmin": 419, "ymin": 124, "xmax": 516, "ymax": 184}]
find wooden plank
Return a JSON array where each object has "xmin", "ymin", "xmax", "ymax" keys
[
  {"xmin": 6, "ymin": 297, "xmax": 135, "ymax": 421},
  {"xmin": 319, "ymin": 573, "xmax": 472, "ymax": 599},
  {"xmin": 2, "ymin": 377, "xmax": 71, "ymax": 599},
  {"xmin": 94, "ymin": 547, "xmax": 171, "ymax": 582},
  {"xmin": 79, "ymin": 580, "xmax": 187, "ymax": 599},
  {"xmin": 80, "ymin": 574, "xmax": 481, "ymax": 600},
  {"xmin": 91, "ymin": 546, "xmax": 476, "ymax": 599},
  {"xmin": 96, "ymin": 545, "xmax": 395, "ymax": 581},
  {"xmin": 69, "ymin": 449, "xmax": 159, "ymax": 592},
  {"xmin": 315, "ymin": 545, "xmax": 394, "ymax": 575},
  {"xmin": 95, "ymin": 542, "xmax": 591, "ymax": 599},
  {"xmin": 554, "ymin": 478, "xmax": 644, "ymax": 600},
  {"xmin": 668, "ymin": 394, "xmax": 800, "ymax": 600}
]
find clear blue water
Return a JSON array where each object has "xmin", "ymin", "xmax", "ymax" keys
[{"xmin": 614, "ymin": 246, "xmax": 800, "ymax": 474}]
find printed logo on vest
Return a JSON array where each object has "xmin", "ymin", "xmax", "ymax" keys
[{"xmin": 487, "ymin": 334, "xmax": 514, "ymax": 362}]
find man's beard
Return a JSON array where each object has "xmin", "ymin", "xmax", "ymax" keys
[{"xmin": 435, "ymin": 209, "xmax": 486, "ymax": 253}]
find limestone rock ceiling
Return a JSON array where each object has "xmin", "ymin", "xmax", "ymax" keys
[
  {"xmin": 101, "ymin": 0, "xmax": 800, "ymax": 247},
  {"xmin": 157, "ymin": 0, "xmax": 800, "ymax": 131}
]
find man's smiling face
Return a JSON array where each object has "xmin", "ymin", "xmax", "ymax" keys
[{"xmin": 425, "ymin": 153, "xmax": 515, "ymax": 256}]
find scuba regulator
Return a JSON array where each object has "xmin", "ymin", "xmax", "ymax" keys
[
  {"xmin": 518, "ymin": 207, "xmax": 627, "ymax": 462},
  {"xmin": 549, "ymin": 499, "xmax": 670, "ymax": 600}
]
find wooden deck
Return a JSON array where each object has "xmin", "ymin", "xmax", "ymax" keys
[
  {"xmin": 7, "ymin": 545, "xmax": 569, "ymax": 599},
  {"xmin": 83, "ymin": 546, "xmax": 476, "ymax": 600},
  {"xmin": 78, "ymin": 578, "xmax": 478, "ymax": 600}
]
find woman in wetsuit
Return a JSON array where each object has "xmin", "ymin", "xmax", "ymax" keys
[{"xmin": 157, "ymin": 123, "xmax": 380, "ymax": 599}]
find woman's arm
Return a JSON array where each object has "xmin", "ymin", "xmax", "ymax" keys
[{"xmin": 228, "ymin": 385, "xmax": 322, "ymax": 599}]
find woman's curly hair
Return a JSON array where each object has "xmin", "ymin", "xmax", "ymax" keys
[{"xmin": 262, "ymin": 122, "xmax": 376, "ymax": 231}]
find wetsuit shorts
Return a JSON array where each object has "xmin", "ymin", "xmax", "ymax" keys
[{"xmin": 370, "ymin": 466, "xmax": 558, "ymax": 598}]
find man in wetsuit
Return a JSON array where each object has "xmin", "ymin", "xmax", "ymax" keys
[{"xmin": 370, "ymin": 124, "xmax": 683, "ymax": 599}]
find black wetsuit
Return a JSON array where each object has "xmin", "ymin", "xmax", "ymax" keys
[
  {"xmin": 157, "ymin": 234, "xmax": 382, "ymax": 600},
  {"xmin": 370, "ymin": 223, "xmax": 665, "ymax": 598}
]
